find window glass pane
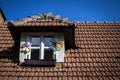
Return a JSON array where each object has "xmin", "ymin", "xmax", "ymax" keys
[
  {"xmin": 44, "ymin": 48, "xmax": 53, "ymax": 60},
  {"xmin": 31, "ymin": 37, "xmax": 40, "ymax": 46},
  {"xmin": 44, "ymin": 37, "xmax": 53, "ymax": 47},
  {"xmin": 31, "ymin": 49, "xmax": 40, "ymax": 60}
]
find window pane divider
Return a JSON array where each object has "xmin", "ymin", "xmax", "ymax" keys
[
  {"xmin": 31, "ymin": 47, "xmax": 40, "ymax": 49},
  {"xmin": 41, "ymin": 36, "xmax": 44, "ymax": 59}
]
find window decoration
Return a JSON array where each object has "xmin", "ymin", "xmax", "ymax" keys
[
  {"xmin": 50, "ymin": 38, "xmax": 63, "ymax": 51},
  {"xmin": 21, "ymin": 41, "xmax": 31, "ymax": 54},
  {"xmin": 19, "ymin": 33, "xmax": 65, "ymax": 65}
]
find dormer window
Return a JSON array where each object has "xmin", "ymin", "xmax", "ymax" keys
[
  {"xmin": 10, "ymin": 13, "xmax": 76, "ymax": 67},
  {"xmin": 19, "ymin": 32, "xmax": 65, "ymax": 66}
]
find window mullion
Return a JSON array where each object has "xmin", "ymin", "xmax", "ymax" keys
[{"xmin": 40, "ymin": 36, "xmax": 44, "ymax": 59}]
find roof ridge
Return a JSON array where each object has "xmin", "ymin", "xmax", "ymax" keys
[
  {"xmin": 13, "ymin": 12, "xmax": 70, "ymax": 23},
  {"xmin": 78, "ymin": 21, "xmax": 120, "ymax": 23},
  {"xmin": 9, "ymin": 12, "xmax": 79, "ymax": 27}
]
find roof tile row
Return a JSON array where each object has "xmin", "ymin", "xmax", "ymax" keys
[{"xmin": 0, "ymin": 22, "xmax": 120, "ymax": 79}]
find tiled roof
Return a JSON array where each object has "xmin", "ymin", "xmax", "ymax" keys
[
  {"xmin": 0, "ymin": 22, "xmax": 14, "ymax": 52},
  {"xmin": 0, "ymin": 21, "xmax": 120, "ymax": 79},
  {"xmin": 0, "ymin": 8, "xmax": 6, "ymax": 21}
]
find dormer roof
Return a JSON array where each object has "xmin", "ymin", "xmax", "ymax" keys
[{"xmin": 10, "ymin": 12, "xmax": 77, "ymax": 27}]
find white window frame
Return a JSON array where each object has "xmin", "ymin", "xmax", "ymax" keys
[
  {"xmin": 19, "ymin": 32, "xmax": 65, "ymax": 63},
  {"xmin": 29, "ymin": 35, "xmax": 54, "ymax": 60}
]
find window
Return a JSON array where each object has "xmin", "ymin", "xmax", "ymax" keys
[
  {"xmin": 31, "ymin": 37, "xmax": 41, "ymax": 60},
  {"xmin": 31, "ymin": 37, "xmax": 40, "ymax": 46},
  {"xmin": 19, "ymin": 32, "xmax": 65, "ymax": 66}
]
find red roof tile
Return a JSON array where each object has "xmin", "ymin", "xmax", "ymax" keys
[{"xmin": 0, "ymin": 14, "xmax": 120, "ymax": 79}]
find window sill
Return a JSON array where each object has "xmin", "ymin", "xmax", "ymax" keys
[{"xmin": 23, "ymin": 59, "xmax": 56, "ymax": 67}]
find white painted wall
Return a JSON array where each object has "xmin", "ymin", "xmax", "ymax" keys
[
  {"xmin": 54, "ymin": 33, "xmax": 65, "ymax": 62},
  {"xmin": 19, "ymin": 35, "xmax": 26, "ymax": 63}
]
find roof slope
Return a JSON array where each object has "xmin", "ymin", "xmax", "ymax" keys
[
  {"xmin": 0, "ymin": 21, "xmax": 120, "ymax": 80},
  {"xmin": 0, "ymin": 8, "xmax": 6, "ymax": 24}
]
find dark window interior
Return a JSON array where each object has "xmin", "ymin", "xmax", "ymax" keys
[
  {"xmin": 44, "ymin": 48, "xmax": 53, "ymax": 60},
  {"xmin": 31, "ymin": 49, "xmax": 40, "ymax": 60}
]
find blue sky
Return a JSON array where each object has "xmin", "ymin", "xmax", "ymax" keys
[{"xmin": 0, "ymin": 0, "xmax": 120, "ymax": 21}]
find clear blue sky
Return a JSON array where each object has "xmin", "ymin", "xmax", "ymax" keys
[{"xmin": 0, "ymin": 0, "xmax": 120, "ymax": 21}]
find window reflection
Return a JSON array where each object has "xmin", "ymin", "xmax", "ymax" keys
[
  {"xmin": 31, "ymin": 37, "xmax": 40, "ymax": 46},
  {"xmin": 44, "ymin": 37, "xmax": 53, "ymax": 47}
]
